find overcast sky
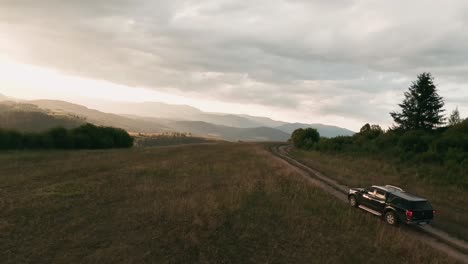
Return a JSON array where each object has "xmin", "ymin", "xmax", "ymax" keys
[{"xmin": 1, "ymin": 0, "xmax": 467, "ymax": 130}]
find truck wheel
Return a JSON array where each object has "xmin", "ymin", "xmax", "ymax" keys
[
  {"xmin": 385, "ymin": 211, "xmax": 398, "ymax": 226},
  {"xmin": 349, "ymin": 196, "xmax": 358, "ymax": 207}
]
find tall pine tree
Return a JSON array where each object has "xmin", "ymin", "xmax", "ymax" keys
[{"xmin": 390, "ymin": 73, "xmax": 445, "ymax": 130}]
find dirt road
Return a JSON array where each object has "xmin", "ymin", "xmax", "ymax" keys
[{"xmin": 268, "ymin": 144, "xmax": 468, "ymax": 264}]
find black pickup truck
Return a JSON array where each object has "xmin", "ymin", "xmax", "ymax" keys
[{"xmin": 348, "ymin": 185, "xmax": 434, "ymax": 226}]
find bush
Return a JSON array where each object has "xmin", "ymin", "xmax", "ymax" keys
[
  {"xmin": 315, "ymin": 136, "xmax": 354, "ymax": 152},
  {"xmin": 397, "ymin": 130, "xmax": 432, "ymax": 153},
  {"xmin": 290, "ymin": 128, "xmax": 320, "ymax": 149}
]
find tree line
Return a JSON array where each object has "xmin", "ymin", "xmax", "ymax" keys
[
  {"xmin": 291, "ymin": 73, "xmax": 467, "ymax": 186},
  {"xmin": 0, "ymin": 123, "xmax": 134, "ymax": 150}
]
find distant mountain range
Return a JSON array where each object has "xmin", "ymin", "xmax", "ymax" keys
[
  {"xmin": 167, "ymin": 121, "xmax": 290, "ymax": 142},
  {"xmin": 82, "ymin": 100, "xmax": 355, "ymax": 136},
  {"xmin": 0, "ymin": 94, "xmax": 355, "ymax": 141},
  {"xmin": 238, "ymin": 114, "xmax": 288, "ymax": 127},
  {"xmin": 83, "ymin": 101, "xmax": 270, "ymax": 128},
  {"xmin": 275, "ymin": 123, "xmax": 354, "ymax": 138}
]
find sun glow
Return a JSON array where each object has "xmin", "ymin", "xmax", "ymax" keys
[
  {"xmin": 0, "ymin": 56, "xmax": 183, "ymax": 103},
  {"xmin": 0, "ymin": 56, "xmax": 282, "ymax": 118}
]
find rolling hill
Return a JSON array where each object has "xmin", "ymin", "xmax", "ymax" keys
[
  {"xmin": 79, "ymin": 100, "xmax": 353, "ymax": 137},
  {"xmin": 238, "ymin": 114, "xmax": 288, "ymax": 127},
  {"xmin": 84, "ymin": 101, "xmax": 204, "ymax": 120},
  {"xmin": 29, "ymin": 100, "xmax": 169, "ymax": 133},
  {"xmin": 0, "ymin": 101, "xmax": 84, "ymax": 132},
  {"xmin": 276, "ymin": 122, "xmax": 355, "ymax": 137},
  {"xmin": 84, "ymin": 101, "xmax": 264, "ymax": 128},
  {"xmin": 168, "ymin": 121, "xmax": 290, "ymax": 141}
]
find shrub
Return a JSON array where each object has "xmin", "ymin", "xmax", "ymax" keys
[
  {"xmin": 397, "ymin": 130, "xmax": 432, "ymax": 153},
  {"xmin": 290, "ymin": 128, "xmax": 320, "ymax": 149}
]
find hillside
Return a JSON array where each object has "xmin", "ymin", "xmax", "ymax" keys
[
  {"xmin": 0, "ymin": 144, "xmax": 455, "ymax": 263},
  {"xmin": 30, "ymin": 100, "xmax": 169, "ymax": 133},
  {"xmin": 239, "ymin": 114, "xmax": 288, "ymax": 127},
  {"xmin": 276, "ymin": 122, "xmax": 355, "ymax": 137},
  {"xmin": 0, "ymin": 102, "xmax": 84, "ymax": 132},
  {"xmin": 195, "ymin": 113, "xmax": 261, "ymax": 128},
  {"xmin": 168, "ymin": 121, "xmax": 290, "ymax": 141},
  {"xmin": 85, "ymin": 101, "xmax": 204, "ymax": 120},
  {"xmin": 85, "ymin": 101, "xmax": 264, "ymax": 128}
]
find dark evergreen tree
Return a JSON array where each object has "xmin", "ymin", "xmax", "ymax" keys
[{"xmin": 390, "ymin": 73, "xmax": 445, "ymax": 130}]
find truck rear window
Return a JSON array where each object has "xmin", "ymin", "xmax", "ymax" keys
[{"xmin": 410, "ymin": 201, "xmax": 432, "ymax": 210}]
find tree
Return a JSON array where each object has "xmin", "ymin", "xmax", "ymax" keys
[
  {"xmin": 390, "ymin": 73, "xmax": 445, "ymax": 130},
  {"xmin": 48, "ymin": 127, "xmax": 73, "ymax": 149},
  {"xmin": 291, "ymin": 128, "xmax": 305, "ymax": 148},
  {"xmin": 290, "ymin": 128, "xmax": 320, "ymax": 149},
  {"xmin": 0, "ymin": 123, "xmax": 133, "ymax": 150},
  {"xmin": 448, "ymin": 107, "xmax": 462, "ymax": 126},
  {"xmin": 358, "ymin": 123, "xmax": 383, "ymax": 140}
]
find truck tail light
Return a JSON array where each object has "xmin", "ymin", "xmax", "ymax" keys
[
  {"xmin": 433, "ymin": 210, "xmax": 436, "ymax": 215},
  {"xmin": 406, "ymin": 210, "xmax": 413, "ymax": 220}
]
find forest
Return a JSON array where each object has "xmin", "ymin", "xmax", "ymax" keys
[{"xmin": 0, "ymin": 123, "xmax": 134, "ymax": 150}]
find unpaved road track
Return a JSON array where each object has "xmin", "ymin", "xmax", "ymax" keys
[{"xmin": 268, "ymin": 144, "xmax": 468, "ymax": 264}]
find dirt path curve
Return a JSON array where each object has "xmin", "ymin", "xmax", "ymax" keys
[{"xmin": 268, "ymin": 144, "xmax": 468, "ymax": 264}]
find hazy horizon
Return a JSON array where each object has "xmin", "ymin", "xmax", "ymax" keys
[
  {"xmin": 2, "ymin": 1, "xmax": 468, "ymax": 131},
  {"xmin": 0, "ymin": 90, "xmax": 355, "ymax": 132}
]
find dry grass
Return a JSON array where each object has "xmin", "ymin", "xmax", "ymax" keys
[
  {"xmin": 0, "ymin": 143, "xmax": 459, "ymax": 263},
  {"xmin": 290, "ymin": 149, "xmax": 468, "ymax": 242}
]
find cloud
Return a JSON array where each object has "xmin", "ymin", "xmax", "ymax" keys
[{"xmin": 1, "ymin": 0, "xmax": 468, "ymax": 127}]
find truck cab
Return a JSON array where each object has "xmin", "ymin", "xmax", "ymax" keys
[{"xmin": 348, "ymin": 185, "xmax": 434, "ymax": 225}]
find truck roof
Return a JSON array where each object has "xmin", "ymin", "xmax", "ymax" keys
[
  {"xmin": 372, "ymin": 185, "xmax": 427, "ymax": 202},
  {"xmin": 372, "ymin": 185, "xmax": 403, "ymax": 193},
  {"xmin": 389, "ymin": 191, "xmax": 427, "ymax": 202}
]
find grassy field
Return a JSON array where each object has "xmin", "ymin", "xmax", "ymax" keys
[
  {"xmin": 0, "ymin": 143, "xmax": 459, "ymax": 263},
  {"xmin": 132, "ymin": 133, "xmax": 216, "ymax": 147},
  {"xmin": 290, "ymin": 149, "xmax": 468, "ymax": 242}
]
